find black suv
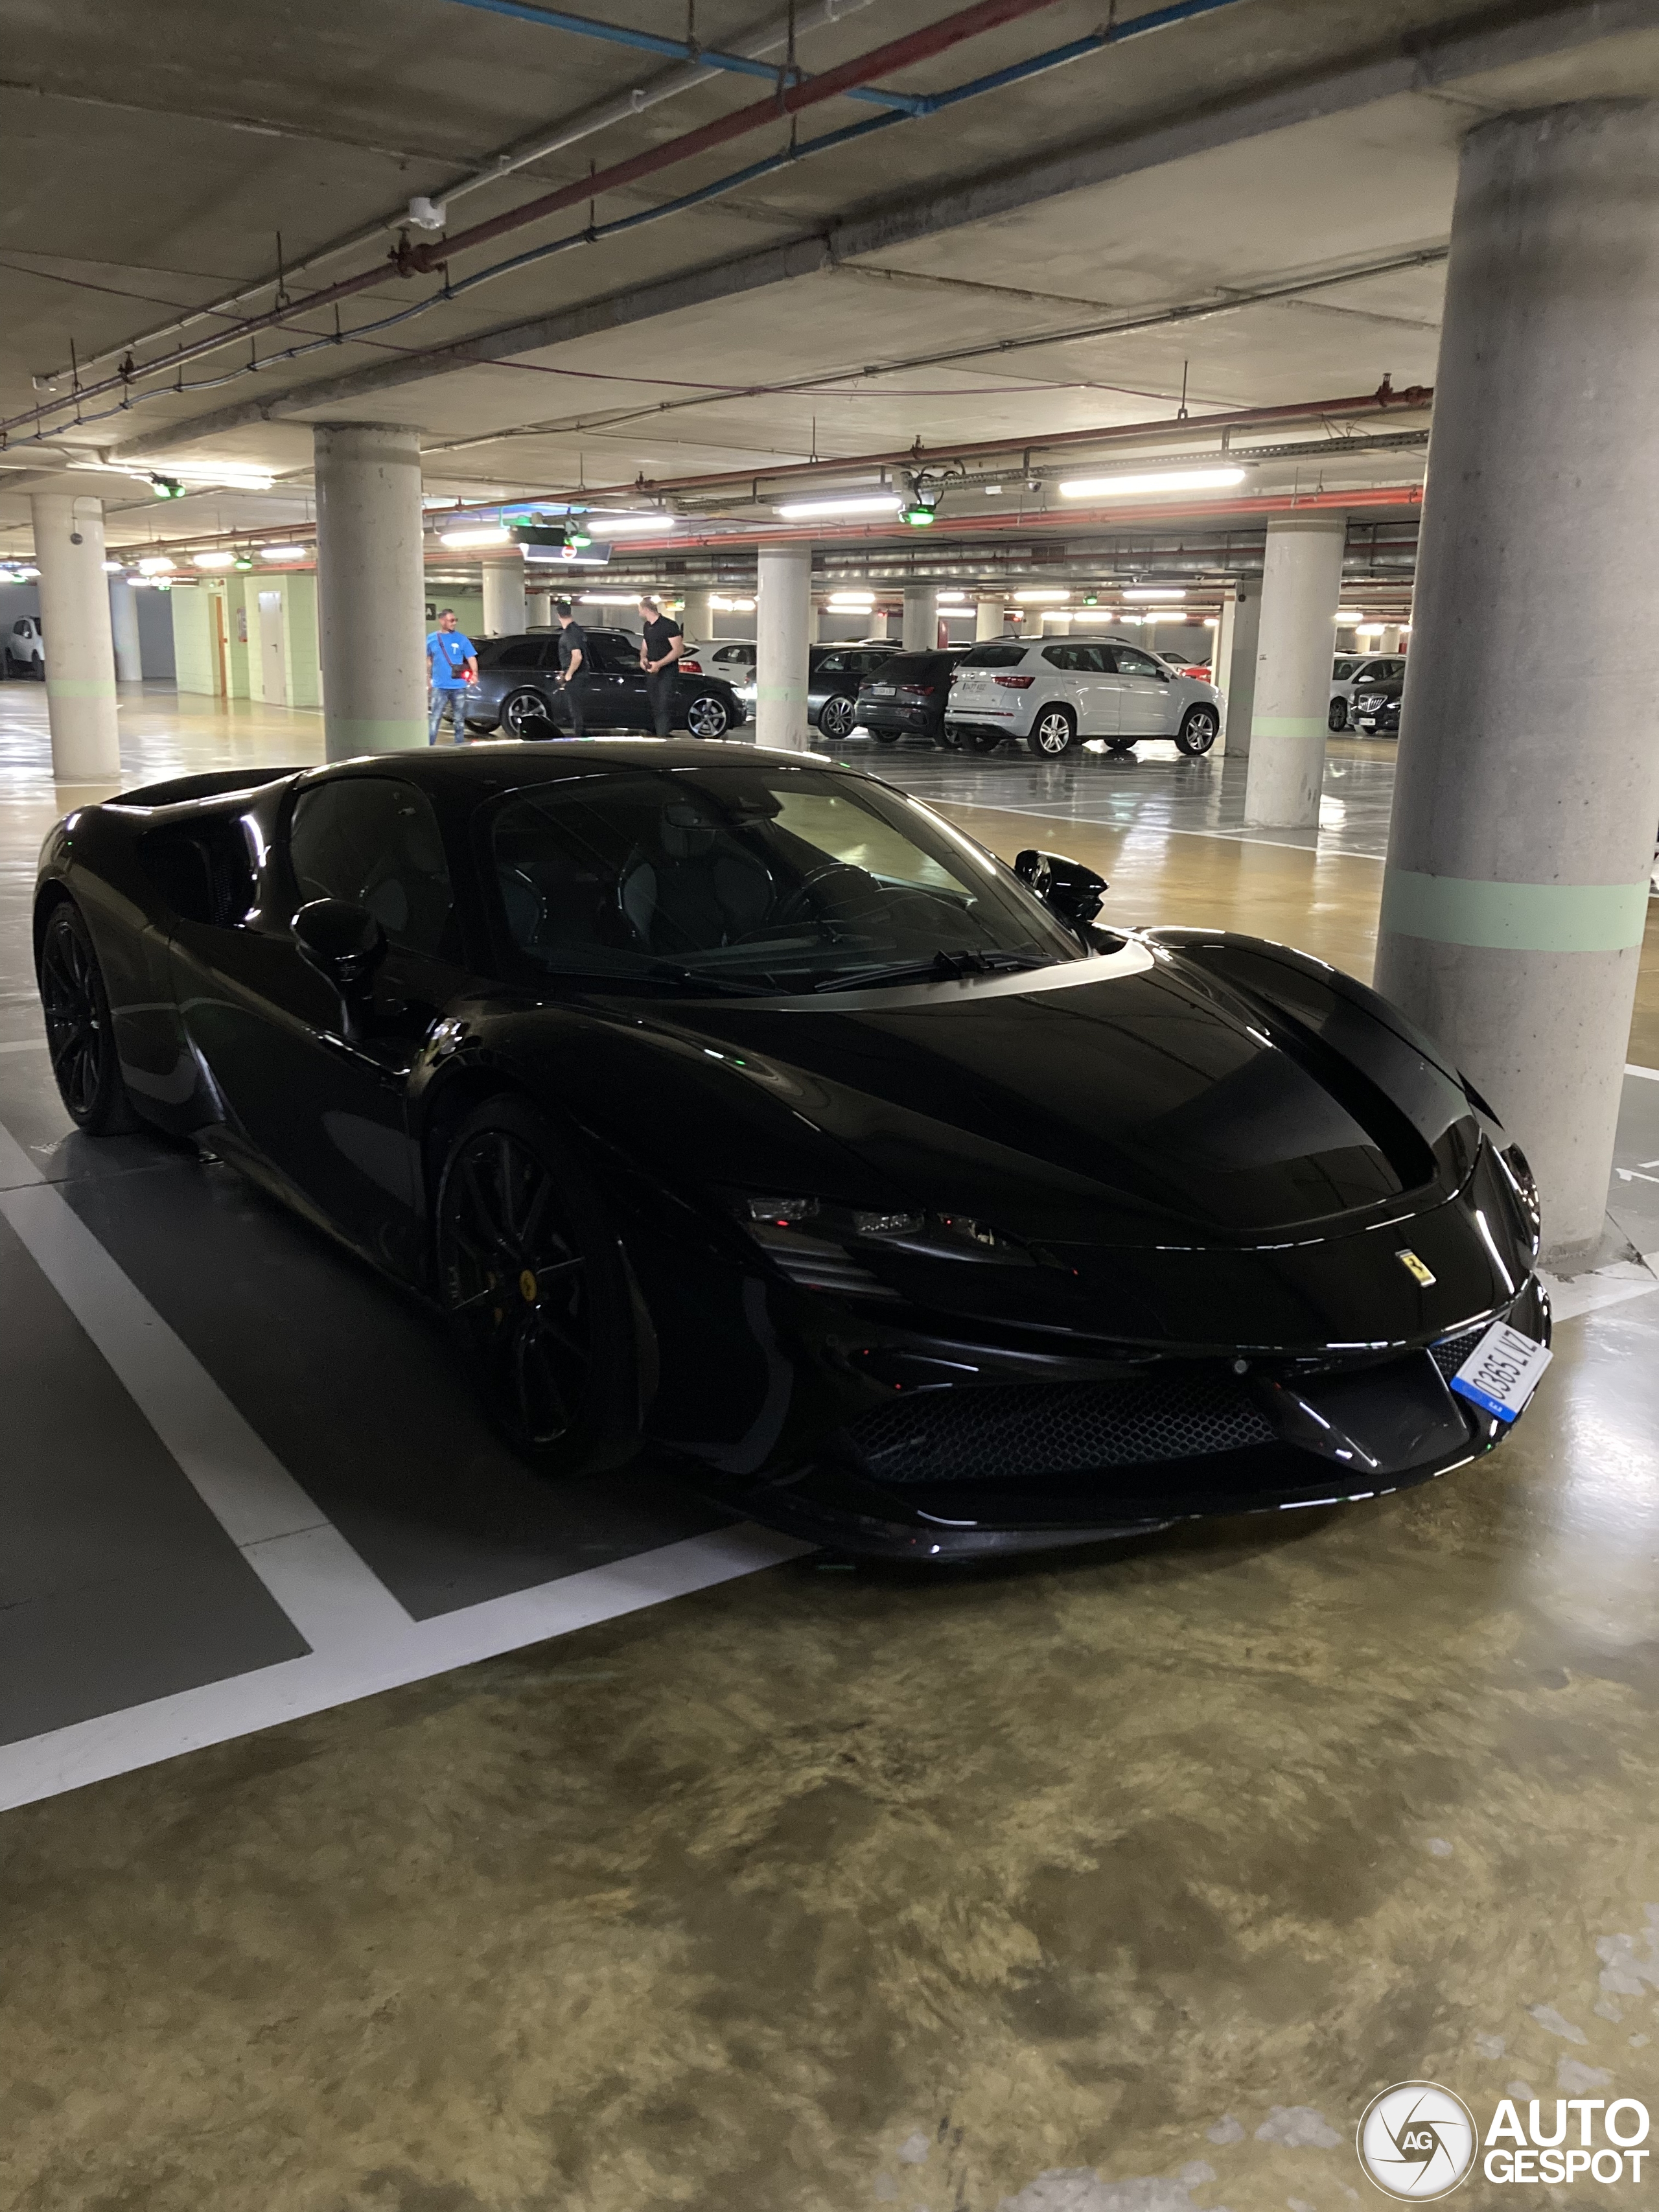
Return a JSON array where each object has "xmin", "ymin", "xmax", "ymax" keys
[
  {"xmin": 464, "ymin": 629, "xmax": 747, "ymax": 739},
  {"xmin": 852, "ymin": 649, "xmax": 964, "ymax": 746}
]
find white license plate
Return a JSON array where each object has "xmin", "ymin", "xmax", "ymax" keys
[
  {"xmin": 1450, "ymin": 1321, "xmax": 1551, "ymax": 1423},
  {"xmin": 870, "ymin": 683, "xmax": 895, "ymax": 696}
]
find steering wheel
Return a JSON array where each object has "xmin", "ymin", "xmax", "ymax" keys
[{"xmin": 765, "ymin": 861, "xmax": 876, "ymax": 933}]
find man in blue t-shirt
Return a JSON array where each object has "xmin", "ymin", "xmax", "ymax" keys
[{"xmin": 426, "ymin": 609, "xmax": 477, "ymax": 744}]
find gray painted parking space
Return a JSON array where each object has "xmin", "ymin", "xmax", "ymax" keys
[{"xmin": 0, "ymin": 1210, "xmax": 307, "ymax": 1746}]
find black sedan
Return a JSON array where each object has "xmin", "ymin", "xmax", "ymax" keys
[
  {"xmin": 1352, "ymin": 676, "xmax": 1403, "ymax": 736},
  {"xmin": 464, "ymin": 628, "xmax": 745, "ymax": 739},
  {"xmin": 853, "ymin": 649, "xmax": 965, "ymax": 746},
  {"xmin": 34, "ymin": 741, "xmax": 1548, "ymax": 1561}
]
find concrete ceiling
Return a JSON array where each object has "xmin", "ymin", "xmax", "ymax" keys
[{"xmin": 3, "ymin": 0, "xmax": 1656, "ymax": 572}]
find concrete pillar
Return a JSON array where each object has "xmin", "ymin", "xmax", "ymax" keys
[
  {"xmin": 901, "ymin": 585, "xmax": 937, "ymax": 651},
  {"xmin": 1212, "ymin": 590, "xmax": 1237, "ymax": 745},
  {"xmin": 1376, "ymin": 100, "xmax": 1659, "ymax": 1261},
  {"xmin": 108, "ymin": 576, "xmax": 143, "ymax": 684},
  {"xmin": 1242, "ymin": 517, "xmax": 1345, "ymax": 824},
  {"xmin": 30, "ymin": 493, "xmax": 120, "ymax": 780},
  {"xmin": 481, "ymin": 552, "xmax": 527, "ymax": 637},
  {"xmin": 1378, "ymin": 623, "xmax": 1402, "ymax": 653},
  {"xmin": 976, "ymin": 597, "xmax": 1006, "ymax": 642},
  {"xmin": 755, "ymin": 542, "xmax": 812, "ymax": 751},
  {"xmin": 1222, "ymin": 581, "xmax": 1262, "ymax": 759},
  {"xmin": 807, "ymin": 601, "xmax": 822, "ymax": 644},
  {"xmin": 526, "ymin": 588, "xmax": 552, "ymax": 630},
  {"xmin": 680, "ymin": 588, "xmax": 715, "ymax": 646},
  {"xmin": 314, "ymin": 423, "xmax": 426, "ymax": 758}
]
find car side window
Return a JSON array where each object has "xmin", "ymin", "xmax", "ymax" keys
[
  {"xmin": 492, "ymin": 639, "xmax": 549, "ymax": 669},
  {"xmin": 815, "ymin": 652, "xmax": 848, "ymax": 675},
  {"xmin": 288, "ymin": 778, "xmax": 459, "ymax": 960},
  {"xmin": 1113, "ymin": 647, "xmax": 1164, "ymax": 678},
  {"xmin": 1041, "ymin": 644, "xmax": 1078, "ymax": 670}
]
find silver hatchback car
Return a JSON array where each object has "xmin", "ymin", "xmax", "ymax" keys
[{"xmin": 945, "ymin": 635, "xmax": 1224, "ymax": 756}]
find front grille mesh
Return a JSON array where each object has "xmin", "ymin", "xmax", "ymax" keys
[
  {"xmin": 1430, "ymin": 1322, "xmax": 1491, "ymax": 1382},
  {"xmin": 848, "ymin": 1374, "xmax": 1274, "ymax": 1485}
]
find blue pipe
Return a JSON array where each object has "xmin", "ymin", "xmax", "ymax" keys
[{"xmin": 438, "ymin": 0, "xmax": 926, "ymax": 113}]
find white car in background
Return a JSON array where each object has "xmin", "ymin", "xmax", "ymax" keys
[
  {"xmin": 5, "ymin": 614, "xmax": 44, "ymax": 676},
  {"xmin": 945, "ymin": 634, "xmax": 1223, "ymax": 756},
  {"xmin": 1329, "ymin": 652, "xmax": 1405, "ymax": 730}
]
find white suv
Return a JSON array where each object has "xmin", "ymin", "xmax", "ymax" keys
[{"xmin": 946, "ymin": 635, "xmax": 1223, "ymax": 757}]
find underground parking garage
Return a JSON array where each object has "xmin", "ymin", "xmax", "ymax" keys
[{"xmin": 3, "ymin": 3, "xmax": 1659, "ymax": 2206}]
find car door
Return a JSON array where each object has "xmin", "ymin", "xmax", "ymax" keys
[
  {"xmin": 1112, "ymin": 643, "xmax": 1178, "ymax": 735},
  {"xmin": 582, "ymin": 634, "xmax": 649, "ymax": 728},
  {"xmin": 1040, "ymin": 643, "xmax": 1113, "ymax": 736},
  {"xmin": 168, "ymin": 774, "xmax": 467, "ymax": 1274}
]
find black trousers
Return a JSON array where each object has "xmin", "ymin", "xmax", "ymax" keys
[
  {"xmin": 645, "ymin": 666, "xmax": 678, "ymax": 738},
  {"xmin": 559, "ymin": 675, "xmax": 588, "ymax": 737}
]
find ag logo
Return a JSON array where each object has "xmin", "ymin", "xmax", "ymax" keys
[{"xmin": 1357, "ymin": 2082, "xmax": 1477, "ymax": 2199}]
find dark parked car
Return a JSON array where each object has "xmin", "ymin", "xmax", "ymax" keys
[
  {"xmin": 807, "ymin": 644, "xmax": 901, "ymax": 739},
  {"xmin": 464, "ymin": 628, "xmax": 745, "ymax": 739},
  {"xmin": 1352, "ymin": 676, "xmax": 1403, "ymax": 736},
  {"xmin": 35, "ymin": 743, "xmax": 1548, "ymax": 1561},
  {"xmin": 853, "ymin": 649, "xmax": 966, "ymax": 746}
]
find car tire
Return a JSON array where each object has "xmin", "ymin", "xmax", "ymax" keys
[
  {"xmin": 502, "ymin": 688, "xmax": 551, "ymax": 739},
  {"xmin": 968, "ymin": 730, "xmax": 1003, "ymax": 754},
  {"xmin": 1327, "ymin": 698, "xmax": 1349, "ymax": 732},
  {"xmin": 684, "ymin": 692, "xmax": 731, "ymax": 739},
  {"xmin": 1027, "ymin": 705, "xmax": 1077, "ymax": 758},
  {"xmin": 818, "ymin": 694, "xmax": 856, "ymax": 741},
  {"xmin": 434, "ymin": 1095, "xmax": 640, "ymax": 1476},
  {"xmin": 870, "ymin": 728, "xmax": 901, "ymax": 745},
  {"xmin": 38, "ymin": 901, "xmax": 141, "ymax": 1135},
  {"xmin": 1175, "ymin": 705, "xmax": 1220, "ymax": 756}
]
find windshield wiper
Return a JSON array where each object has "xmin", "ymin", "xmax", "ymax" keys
[
  {"xmin": 810, "ymin": 948, "xmax": 1051, "ymax": 994},
  {"xmin": 644, "ymin": 962, "xmax": 776, "ymax": 997}
]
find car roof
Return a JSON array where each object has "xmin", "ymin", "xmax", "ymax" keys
[{"xmin": 299, "ymin": 738, "xmax": 856, "ymax": 797}]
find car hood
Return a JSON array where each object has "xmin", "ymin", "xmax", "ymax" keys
[{"xmin": 603, "ymin": 944, "xmax": 1473, "ymax": 1250}]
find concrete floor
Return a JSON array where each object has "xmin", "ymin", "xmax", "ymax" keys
[{"xmin": 3, "ymin": 683, "xmax": 1658, "ymax": 2211}]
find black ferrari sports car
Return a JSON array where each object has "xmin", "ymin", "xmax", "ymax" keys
[{"xmin": 34, "ymin": 739, "xmax": 1547, "ymax": 1559}]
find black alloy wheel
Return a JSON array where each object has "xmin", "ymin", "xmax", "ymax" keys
[
  {"xmin": 38, "ymin": 901, "xmax": 139, "ymax": 1134},
  {"xmin": 1176, "ymin": 704, "xmax": 1220, "ymax": 756},
  {"xmin": 1327, "ymin": 697, "xmax": 1350, "ymax": 732},
  {"xmin": 502, "ymin": 688, "xmax": 551, "ymax": 739},
  {"xmin": 869, "ymin": 726, "xmax": 901, "ymax": 744},
  {"xmin": 435, "ymin": 1099, "xmax": 638, "ymax": 1473},
  {"xmin": 1027, "ymin": 705, "xmax": 1077, "ymax": 758},
  {"xmin": 684, "ymin": 692, "xmax": 732, "ymax": 739},
  {"xmin": 817, "ymin": 694, "xmax": 857, "ymax": 741}
]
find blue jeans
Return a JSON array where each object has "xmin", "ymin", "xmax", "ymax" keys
[{"xmin": 429, "ymin": 688, "xmax": 466, "ymax": 743}]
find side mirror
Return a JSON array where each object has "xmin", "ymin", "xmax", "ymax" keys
[
  {"xmin": 1015, "ymin": 848, "xmax": 1108, "ymax": 929},
  {"xmin": 1155, "ymin": 666, "xmax": 1171, "ymax": 681},
  {"xmin": 293, "ymin": 898, "xmax": 386, "ymax": 1037}
]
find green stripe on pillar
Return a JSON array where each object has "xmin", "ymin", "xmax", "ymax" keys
[
  {"xmin": 45, "ymin": 677, "xmax": 117, "ymax": 701},
  {"xmin": 1251, "ymin": 716, "xmax": 1327, "ymax": 739},
  {"xmin": 1379, "ymin": 869, "xmax": 1649, "ymax": 952}
]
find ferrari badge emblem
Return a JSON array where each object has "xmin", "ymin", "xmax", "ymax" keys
[{"xmin": 1396, "ymin": 1249, "xmax": 1436, "ymax": 1287}]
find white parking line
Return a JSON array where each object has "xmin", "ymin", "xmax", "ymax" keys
[{"xmin": 0, "ymin": 1110, "xmax": 808, "ymax": 1811}]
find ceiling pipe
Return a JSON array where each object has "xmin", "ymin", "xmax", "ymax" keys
[
  {"xmin": 1, "ymin": 0, "xmax": 1063, "ymax": 447},
  {"xmin": 34, "ymin": 0, "xmax": 880, "ymax": 391}
]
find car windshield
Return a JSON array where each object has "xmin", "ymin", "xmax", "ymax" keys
[{"xmin": 489, "ymin": 763, "xmax": 1084, "ymax": 993}]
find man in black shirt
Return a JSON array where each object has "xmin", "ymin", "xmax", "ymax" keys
[
  {"xmin": 638, "ymin": 596, "xmax": 686, "ymax": 737},
  {"xmin": 555, "ymin": 600, "xmax": 588, "ymax": 737}
]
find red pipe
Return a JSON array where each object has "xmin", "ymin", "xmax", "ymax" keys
[
  {"xmin": 610, "ymin": 382, "xmax": 1433, "ymax": 501},
  {"xmin": 404, "ymin": 0, "xmax": 1069, "ymax": 274},
  {"xmin": 0, "ymin": 0, "xmax": 1065, "ymax": 445}
]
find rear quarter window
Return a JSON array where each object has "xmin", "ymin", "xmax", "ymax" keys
[{"xmin": 958, "ymin": 645, "xmax": 1028, "ymax": 668}]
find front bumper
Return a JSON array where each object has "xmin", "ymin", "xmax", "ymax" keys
[{"xmin": 684, "ymin": 1275, "xmax": 1549, "ymax": 1561}]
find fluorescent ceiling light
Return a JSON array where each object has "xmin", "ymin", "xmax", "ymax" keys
[
  {"xmin": 936, "ymin": 591, "xmax": 968, "ymax": 604},
  {"xmin": 1124, "ymin": 586, "xmax": 1185, "ymax": 601},
  {"xmin": 828, "ymin": 592, "xmax": 875, "ymax": 608},
  {"xmin": 773, "ymin": 494, "xmax": 902, "ymax": 520},
  {"xmin": 1014, "ymin": 588, "xmax": 1069, "ymax": 603},
  {"xmin": 581, "ymin": 513, "xmax": 675, "ymax": 533},
  {"xmin": 137, "ymin": 555, "xmax": 174, "ymax": 575},
  {"xmin": 440, "ymin": 525, "xmax": 511, "ymax": 548},
  {"xmin": 102, "ymin": 560, "xmax": 124, "ymax": 574},
  {"xmin": 260, "ymin": 544, "xmax": 307, "ymax": 561},
  {"xmin": 577, "ymin": 592, "xmax": 647, "ymax": 605},
  {"xmin": 984, "ymin": 485, "xmax": 1003, "ymax": 495},
  {"xmin": 1059, "ymin": 467, "xmax": 1247, "ymax": 500},
  {"xmin": 712, "ymin": 596, "xmax": 755, "ymax": 611},
  {"xmin": 192, "ymin": 552, "xmax": 236, "ymax": 570}
]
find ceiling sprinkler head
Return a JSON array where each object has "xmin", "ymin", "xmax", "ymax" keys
[{"xmin": 408, "ymin": 196, "xmax": 447, "ymax": 231}]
